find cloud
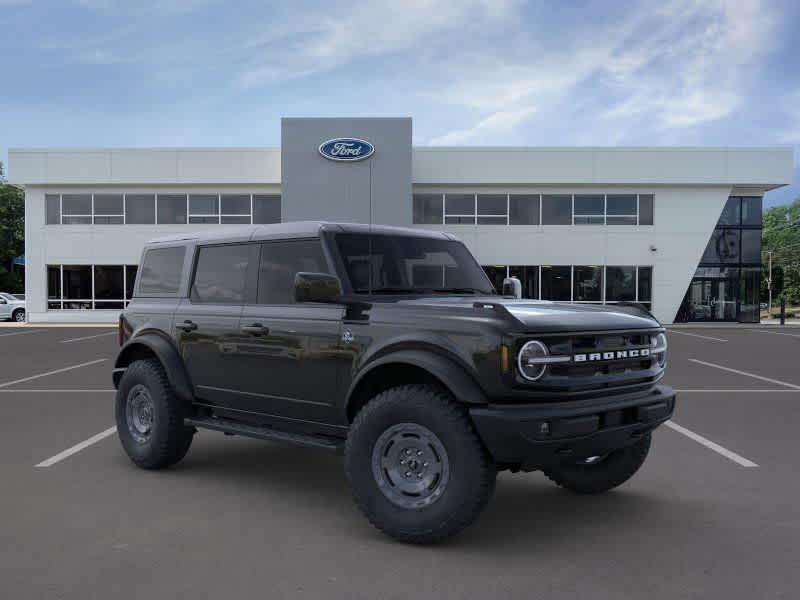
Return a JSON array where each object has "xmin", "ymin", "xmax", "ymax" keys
[{"xmin": 429, "ymin": 107, "xmax": 536, "ymax": 145}]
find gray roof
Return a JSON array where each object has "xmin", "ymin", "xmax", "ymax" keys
[{"xmin": 147, "ymin": 221, "xmax": 454, "ymax": 245}]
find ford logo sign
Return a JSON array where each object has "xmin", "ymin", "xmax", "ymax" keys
[{"xmin": 318, "ymin": 138, "xmax": 375, "ymax": 162}]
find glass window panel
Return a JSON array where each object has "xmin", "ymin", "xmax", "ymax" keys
[
  {"xmin": 125, "ymin": 265, "xmax": 138, "ymax": 299},
  {"xmin": 477, "ymin": 194, "xmax": 507, "ymax": 215},
  {"xmin": 47, "ymin": 266, "xmax": 61, "ymax": 299},
  {"xmin": 541, "ymin": 195, "xmax": 572, "ymax": 225},
  {"xmin": 138, "ymin": 246, "xmax": 186, "ymax": 295},
  {"xmin": 482, "ymin": 266, "xmax": 507, "ymax": 293},
  {"xmin": 221, "ymin": 216, "xmax": 251, "ymax": 224},
  {"xmin": 191, "ymin": 244, "xmax": 252, "ymax": 304},
  {"xmin": 221, "ymin": 194, "xmax": 250, "ymax": 215},
  {"xmin": 46, "ymin": 194, "xmax": 61, "ymax": 224},
  {"xmin": 740, "ymin": 229, "xmax": 761, "ymax": 263},
  {"xmin": 477, "ymin": 216, "xmax": 507, "ymax": 225},
  {"xmin": 62, "ymin": 194, "xmax": 91, "ymax": 215},
  {"xmin": 93, "ymin": 265, "xmax": 124, "ymax": 299},
  {"xmin": 157, "ymin": 194, "xmax": 187, "ymax": 224},
  {"xmin": 573, "ymin": 266, "xmax": 602, "ymax": 301},
  {"xmin": 48, "ymin": 301, "xmax": 62, "ymax": 310},
  {"xmin": 509, "ymin": 194, "xmax": 540, "ymax": 225},
  {"xmin": 717, "ymin": 197, "xmax": 740, "ymax": 226},
  {"xmin": 606, "ymin": 194, "xmax": 637, "ymax": 215},
  {"xmin": 702, "ymin": 229, "xmax": 740, "ymax": 263},
  {"xmin": 189, "ymin": 194, "xmax": 219, "ymax": 215},
  {"xmin": 95, "ymin": 301, "xmax": 125, "ymax": 310},
  {"xmin": 125, "ymin": 194, "xmax": 155, "ymax": 224},
  {"xmin": 93, "ymin": 194, "xmax": 123, "ymax": 214},
  {"xmin": 574, "ymin": 195, "xmax": 604, "ymax": 215},
  {"xmin": 741, "ymin": 196, "xmax": 762, "ymax": 226},
  {"xmin": 445, "ymin": 216, "xmax": 476, "ymax": 224},
  {"xmin": 573, "ymin": 215, "xmax": 604, "ymax": 225},
  {"xmin": 607, "ymin": 216, "xmax": 637, "ymax": 225},
  {"xmin": 413, "ymin": 194, "xmax": 442, "ymax": 224},
  {"xmin": 62, "ymin": 216, "xmax": 92, "ymax": 224},
  {"xmin": 638, "ymin": 194, "xmax": 654, "ymax": 225},
  {"xmin": 739, "ymin": 267, "xmax": 760, "ymax": 323},
  {"xmin": 258, "ymin": 240, "xmax": 329, "ymax": 304},
  {"xmin": 541, "ymin": 266, "xmax": 571, "ymax": 301},
  {"xmin": 605, "ymin": 266, "xmax": 636, "ymax": 301},
  {"xmin": 189, "ymin": 216, "xmax": 219, "ymax": 224},
  {"xmin": 93, "ymin": 216, "xmax": 124, "ymax": 224},
  {"xmin": 253, "ymin": 194, "xmax": 281, "ymax": 224},
  {"xmin": 445, "ymin": 194, "xmax": 475, "ymax": 216},
  {"xmin": 62, "ymin": 265, "xmax": 92, "ymax": 299},
  {"xmin": 637, "ymin": 267, "xmax": 652, "ymax": 302},
  {"xmin": 509, "ymin": 265, "xmax": 539, "ymax": 299}
]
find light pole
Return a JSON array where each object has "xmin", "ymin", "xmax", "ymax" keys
[{"xmin": 767, "ymin": 250, "xmax": 772, "ymax": 319}]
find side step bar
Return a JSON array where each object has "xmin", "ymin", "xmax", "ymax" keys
[{"xmin": 185, "ymin": 416, "xmax": 345, "ymax": 454}]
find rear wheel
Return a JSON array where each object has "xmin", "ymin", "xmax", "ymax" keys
[
  {"xmin": 345, "ymin": 384, "xmax": 496, "ymax": 544},
  {"xmin": 12, "ymin": 309, "xmax": 25, "ymax": 322},
  {"xmin": 544, "ymin": 434, "xmax": 651, "ymax": 494},
  {"xmin": 115, "ymin": 359, "xmax": 194, "ymax": 469}
]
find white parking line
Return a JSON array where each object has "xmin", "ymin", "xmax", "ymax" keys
[
  {"xmin": 665, "ymin": 420, "xmax": 758, "ymax": 468},
  {"xmin": 60, "ymin": 331, "xmax": 117, "ymax": 343},
  {"xmin": 747, "ymin": 329, "xmax": 800, "ymax": 339},
  {"xmin": 0, "ymin": 329, "xmax": 44, "ymax": 338},
  {"xmin": 689, "ymin": 358, "xmax": 800, "ymax": 390},
  {"xmin": 35, "ymin": 426, "xmax": 117, "ymax": 468},
  {"xmin": 667, "ymin": 330, "xmax": 728, "ymax": 342},
  {"xmin": 0, "ymin": 359, "xmax": 106, "ymax": 389}
]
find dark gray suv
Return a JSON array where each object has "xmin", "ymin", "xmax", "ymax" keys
[{"xmin": 114, "ymin": 222, "xmax": 675, "ymax": 544}]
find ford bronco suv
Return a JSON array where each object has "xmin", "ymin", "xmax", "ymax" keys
[{"xmin": 114, "ymin": 222, "xmax": 674, "ymax": 544}]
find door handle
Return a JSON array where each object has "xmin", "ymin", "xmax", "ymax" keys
[
  {"xmin": 176, "ymin": 320, "xmax": 198, "ymax": 332},
  {"xmin": 241, "ymin": 323, "xmax": 269, "ymax": 336}
]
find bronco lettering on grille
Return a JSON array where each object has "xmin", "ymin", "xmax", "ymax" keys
[{"xmin": 573, "ymin": 348, "xmax": 650, "ymax": 362}]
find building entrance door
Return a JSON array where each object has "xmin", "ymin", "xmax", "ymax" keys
[{"xmin": 683, "ymin": 277, "xmax": 738, "ymax": 321}]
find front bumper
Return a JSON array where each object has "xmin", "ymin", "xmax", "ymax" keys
[{"xmin": 469, "ymin": 384, "xmax": 676, "ymax": 471}]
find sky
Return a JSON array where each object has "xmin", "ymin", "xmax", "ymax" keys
[{"xmin": 1, "ymin": 0, "xmax": 798, "ymax": 207}]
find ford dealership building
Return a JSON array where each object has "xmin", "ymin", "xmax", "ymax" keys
[{"xmin": 8, "ymin": 117, "xmax": 794, "ymax": 324}]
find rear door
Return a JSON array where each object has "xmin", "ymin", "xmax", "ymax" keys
[
  {"xmin": 234, "ymin": 238, "xmax": 344, "ymax": 433},
  {"xmin": 173, "ymin": 242, "xmax": 259, "ymax": 409}
]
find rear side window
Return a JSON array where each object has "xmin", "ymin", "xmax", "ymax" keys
[
  {"xmin": 257, "ymin": 240, "xmax": 328, "ymax": 304},
  {"xmin": 138, "ymin": 246, "xmax": 186, "ymax": 296},
  {"xmin": 191, "ymin": 244, "xmax": 252, "ymax": 304}
]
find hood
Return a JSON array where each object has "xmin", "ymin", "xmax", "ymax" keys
[{"xmin": 392, "ymin": 296, "xmax": 660, "ymax": 333}]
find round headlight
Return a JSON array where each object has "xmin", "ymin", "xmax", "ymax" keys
[
  {"xmin": 651, "ymin": 332, "xmax": 667, "ymax": 367},
  {"xmin": 518, "ymin": 340, "xmax": 549, "ymax": 381}
]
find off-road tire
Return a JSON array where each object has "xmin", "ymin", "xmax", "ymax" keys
[
  {"xmin": 544, "ymin": 433, "xmax": 651, "ymax": 494},
  {"xmin": 115, "ymin": 358, "xmax": 194, "ymax": 470},
  {"xmin": 345, "ymin": 384, "xmax": 496, "ymax": 544},
  {"xmin": 12, "ymin": 309, "xmax": 25, "ymax": 322}
]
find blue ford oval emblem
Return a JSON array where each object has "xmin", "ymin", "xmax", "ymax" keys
[{"xmin": 318, "ymin": 138, "xmax": 375, "ymax": 162}]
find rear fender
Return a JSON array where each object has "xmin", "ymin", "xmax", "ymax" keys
[{"xmin": 113, "ymin": 332, "xmax": 194, "ymax": 403}]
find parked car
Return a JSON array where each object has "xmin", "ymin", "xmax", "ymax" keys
[
  {"xmin": 0, "ymin": 293, "xmax": 26, "ymax": 322},
  {"xmin": 113, "ymin": 222, "xmax": 674, "ymax": 544}
]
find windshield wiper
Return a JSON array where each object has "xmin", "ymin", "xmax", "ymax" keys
[{"xmin": 353, "ymin": 287, "xmax": 429, "ymax": 295}]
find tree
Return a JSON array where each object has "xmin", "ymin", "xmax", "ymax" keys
[
  {"xmin": 0, "ymin": 161, "xmax": 25, "ymax": 293},
  {"xmin": 762, "ymin": 197, "xmax": 800, "ymax": 305}
]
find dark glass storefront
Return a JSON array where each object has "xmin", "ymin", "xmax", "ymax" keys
[{"xmin": 676, "ymin": 197, "xmax": 762, "ymax": 322}]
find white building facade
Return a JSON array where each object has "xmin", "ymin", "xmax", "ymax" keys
[{"xmin": 8, "ymin": 118, "xmax": 793, "ymax": 324}]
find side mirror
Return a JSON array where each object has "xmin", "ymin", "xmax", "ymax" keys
[
  {"xmin": 295, "ymin": 272, "xmax": 343, "ymax": 303},
  {"xmin": 502, "ymin": 277, "xmax": 522, "ymax": 299}
]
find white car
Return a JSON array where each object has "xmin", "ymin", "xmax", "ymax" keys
[{"xmin": 0, "ymin": 293, "xmax": 26, "ymax": 322}]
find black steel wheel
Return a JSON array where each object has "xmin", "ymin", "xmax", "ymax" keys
[
  {"xmin": 115, "ymin": 359, "xmax": 194, "ymax": 470},
  {"xmin": 346, "ymin": 384, "xmax": 496, "ymax": 545}
]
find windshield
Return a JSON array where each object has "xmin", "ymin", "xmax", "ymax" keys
[{"xmin": 333, "ymin": 233, "xmax": 496, "ymax": 295}]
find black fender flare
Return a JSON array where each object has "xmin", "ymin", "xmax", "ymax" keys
[
  {"xmin": 113, "ymin": 332, "xmax": 194, "ymax": 403},
  {"xmin": 345, "ymin": 348, "xmax": 487, "ymax": 418}
]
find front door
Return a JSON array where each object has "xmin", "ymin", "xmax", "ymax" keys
[
  {"xmin": 232, "ymin": 239, "xmax": 344, "ymax": 435},
  {"xmin": 685, "ymin": 277, "xmax": 738, "ymax": 321}
]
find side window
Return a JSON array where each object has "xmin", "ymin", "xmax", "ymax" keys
[
  {"xmin": 257, "ymin": 240, "xmax": 329, "ymax": 304},
  {"xmin": 191, "ymin": 244, "xmax": 252, "ymax": 304},
  {"xmin": 138, "ymin": 246, "xmax": 186, "ymax": 296}
]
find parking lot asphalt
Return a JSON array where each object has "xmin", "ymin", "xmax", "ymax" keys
[{"xmin": 1, "ymin": 325, "xmax": 798, "ymax": 599}]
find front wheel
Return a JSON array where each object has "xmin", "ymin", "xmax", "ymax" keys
[
  {"xmin": 12, "ymin": 309, "xmax": 25, "ymax": 322},
  {"xmin": 345, "ymin": 384, "xmax": 496, "ymax": 544},
  {"xmin": 544, "ymin": 433, "xmax": 651, "ymax": 494},
  {"xmin": 115, "ymin": 359, "xmax": 194, "ymax": 470}
]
